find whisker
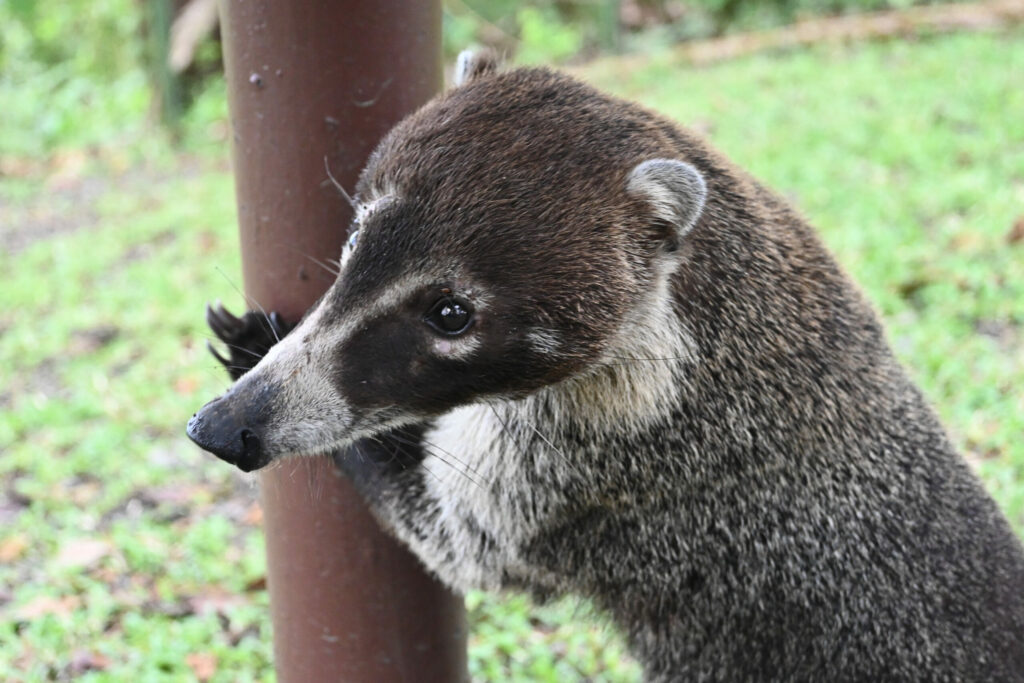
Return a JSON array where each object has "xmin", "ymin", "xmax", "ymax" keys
[
  {"xmin": 416, "ymin": 455, "xmax": 443, "ymax": 486},
  {"xmin": 376, "ymin": 435, "xmax": 409, "ymax": 470},
  {"xmin": 366, "ymin": 434, "xmax": 409, "ymax": 471},
  {"xmin": 521, "ymin": 418, "xmax": 574, "ymax": 473},
  {"xmin": 324, "ymin": 156, "xmax": 357, "ymax": 210},
  {"xmin": 278, "ymin": 242, "xmax": 340, "ymax": 278},
  {"xmin": 204, "ymin": 363, "xmax": 255, "ymax": 374},
  {"xmin": 416, "ymin": 433, "xmax": 484, "ymax": 479},
  {"xmin": 388, "ymin": 429, "xmax": 484, "ymax": 489},
  {"xmin": 200, "ymin": 365, "xmax": 234, "ymax": 386},
  {"xmin": 489, "ymin": 402, "xmax": 586, "ymax": 483},
  {"xmin": 199, "ymin": 333, "xmax": 265, "ymax": 359},
  {"xmin": 306, "ymin": 455, "xmax": 325, "ymax": 502},
  {"xmin": 389, "ymin": 427, "xmax": 485, "ymax": 489},
  {"xmin": 487, "ymin": 403, "xmax": 535, "ymax": 473},
  {"xmin": 214, "ymin": 267, "xmax": 280, "ymax": 343},
  {"xmin": 603, "ymin": 355, "xmax": 690, "ymax": 365}
]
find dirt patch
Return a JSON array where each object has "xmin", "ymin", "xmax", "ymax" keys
[
  {"xmin": 0, "ymin": 156, "xmax": 216, "ymax": 256},
  {"xmin": 0, "ymin": 357, "xmax": 67, "ymax": 411},
  {"xmin": 0, "ymin": 176, "xmax": 108, "ymax": 255},
  {"xmin": 595, "ymin": 0, "xmax": 1024, "ymax": 69},
  {"xmin": 120, "ymin": 230, "xmax": 178, "ymax": 264},
  {"xmin": 975, "ymin": 318, "xmax": 1022, "ymax": 353}
]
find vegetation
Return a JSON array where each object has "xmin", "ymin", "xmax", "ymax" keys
[
  {"xmin": 0, "ymin": 0, "xmax": 993, "ymax": 157},
  {"xmin": 1, "ymin": 3, "xmax": 1021, "ymax": 680}
]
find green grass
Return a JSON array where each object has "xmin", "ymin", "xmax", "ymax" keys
[{"xmin": 2, "ymin": 30, "xmax": 1022, "ymax": 681}]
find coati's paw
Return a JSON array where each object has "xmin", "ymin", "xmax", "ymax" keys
[{"xmin": 205, "ymin": 302, "xmax": 295, "ymax": 380}]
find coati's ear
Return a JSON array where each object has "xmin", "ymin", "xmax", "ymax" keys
[
  {"xmin": 627, "ymin": 159, "xmax": 707, "ymax": 241},
  {"xmin": 454, "ymin": 49, "xmax": 500, "ymax": 87}
]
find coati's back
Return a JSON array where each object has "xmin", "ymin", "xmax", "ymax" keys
[{"xmin": 189, "ymin": 55, "xmax": 1024, "ymax": 680}]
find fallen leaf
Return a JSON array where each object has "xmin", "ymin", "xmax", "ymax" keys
[
  {"xmin": 16, "ymin": 594, "xmax": 81, "ymax": 620},
  {"xmin": 1007, "ymin": 216, "xmax": 1024, "ymax": 245},
  {"xmin": 0, "ymin": 155, "xmax": 44, "ymax": 178},
  {"xmin": 243, "ymin": 501, "xmax": 263, "ymax": 526},
  {"xmin": 145, "ymin": 482, "xmax": 212, "ymax": 505},
  {"xmin": 244, "ymin": 575, "xmax": 267, "ymax": 592},
  {"xmin": 228, "ymin": 623, "xmax": 261, "ymax": 646},
  {"xmin": 68, "ymin": 650, "xmax": 111, "ymax": 675},
  {"xmin": 54, "ymin": 538, "xmax": 111, "ymax": 570},
  {"xmin": 948, "ymin": 231, "xmax": 983, "ymax": 252},
  {"xmin": 46, "ymin": 149, "xmax": 89, "ymax": 189},
  {"xmin": 197, "ymin": 230, "xmax": 219, "ymax": 253},
  {"xmin": 68, "ymin": 325, "xmax": 119, "ymax": 355},
  {"xmin": 0, "ymin": 535, "xmax": 28, "ymax": 562},
  {"xmin": 69, "ymin": 481, "xmax": 102, "ymax": 505},
  {"xmin": 146, "ymin": 598, "xmax": 194, "ymax": 619},
  {"xmin": 175, "ymin": 375, "xmax": 199, "ymax": 395},
  {"xmin": 896, "ymin": 277, "xmax": 930, "ymax": 301},
  {"xmin": 189, "ymin": 588, "xmax": 248, "ymax": 616},
  {"xmin": 185, "ymin": 652, "xmax": 218, "ymax": 681}
]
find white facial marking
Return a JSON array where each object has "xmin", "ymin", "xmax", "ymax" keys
[
  {"xmin": 433, "ymin": 334, "xmax": 481, "ymax": 359},
  {"xmin": 340, "ymin": 195, "xmax": 394, "ymax": 269},
  {"xmin": 419, "ymin": 403, "xmax": 531, "ymax": 590},
  {"xmin": 354, "ymin": 195, "xmax": 393, "ymax": 225},
  {"xmin": 581, "ymin": 283, "xmax": 694, "ymax": 432}
]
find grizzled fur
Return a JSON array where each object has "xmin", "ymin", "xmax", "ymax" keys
[{"xmin": 189, "ymin": 53, "xmax": 1024, "ymax": 680}]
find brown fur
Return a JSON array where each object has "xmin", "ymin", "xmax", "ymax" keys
[{"xmin": 190, "ymin": 55, "xmax": 1024, "ymax": 680}]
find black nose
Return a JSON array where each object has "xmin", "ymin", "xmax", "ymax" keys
[{"xmin": 186, "ymin": 395, "xmax": 271, "ymax": 472}]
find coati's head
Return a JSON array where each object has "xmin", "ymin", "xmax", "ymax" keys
[{"xmin": 187, "ymin": 52, "xmax": 706, "ymax": 472}]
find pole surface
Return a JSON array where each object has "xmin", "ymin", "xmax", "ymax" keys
[{"xmin": 218, "ymin": 2, "xmax": 467, "ymax": 680}]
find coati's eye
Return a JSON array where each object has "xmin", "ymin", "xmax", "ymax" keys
[
  {"xmin": 424, "ymin": 297, "xmax": 473, "ymax": 335},
  {"xmin": 347, "ymin": 230, "xmax": 359, "ymax": 249}
]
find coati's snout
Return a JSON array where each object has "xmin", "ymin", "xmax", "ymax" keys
[{"xmin": 186, "ymin": 389, "xmax": 273, "ymax": 472}]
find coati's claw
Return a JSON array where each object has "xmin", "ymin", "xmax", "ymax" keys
[
  {"xmin": 204, "ymin": 301, "xmax": 295, "ymax": 380},
  {"xmin": 205, "ymin": 339, "xmax": 231, "ymax": 368},
  {"xmin": 205, "ymin": 301, "xmax": 246, "ymax": 341}
]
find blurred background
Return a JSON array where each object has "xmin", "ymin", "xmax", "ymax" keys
[{"xmin": 1, "ymin": 0, "xmax": 1022, "ymax": 680}]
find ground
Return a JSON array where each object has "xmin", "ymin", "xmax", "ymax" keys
[{"xmin": 1, "ymin": 29, "xmax": 1022, "ymax": 682}]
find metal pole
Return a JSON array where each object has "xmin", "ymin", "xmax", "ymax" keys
[{"xmin": 218, "ymin": 2, "xmax": 466, "ymax": 680}]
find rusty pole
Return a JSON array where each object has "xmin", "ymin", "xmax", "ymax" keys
[{"xmin": 218, "ymin": 2, "xmax": 466, "ymax": 680}]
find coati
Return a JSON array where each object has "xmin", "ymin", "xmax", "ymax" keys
[{"xmin": 187, "ymin": 51, "xmax": 1024, "ymax": 680}]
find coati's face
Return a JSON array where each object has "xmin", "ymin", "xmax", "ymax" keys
[{"xmin": 187, "ymin": 55, "xmax": 706, "ymax": 472}]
